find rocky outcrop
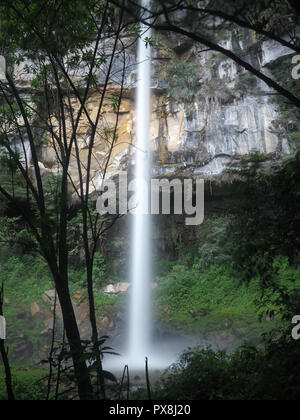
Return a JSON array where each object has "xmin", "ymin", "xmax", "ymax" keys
[
  {"xmin": 25, "ymin": 28, "xmax": 292, "ymax": 196},
  {"xmin": 150, "ymin": 30, "xmax": 291, "ymax": 179},
  {"xmin": 102, "ymin": 282, "xmax": 130, "ymax": 295}
]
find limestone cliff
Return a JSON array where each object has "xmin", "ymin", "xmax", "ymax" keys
[{"xmin": 12, "ymin": 28, "xmax": 293, "ymax": 196}]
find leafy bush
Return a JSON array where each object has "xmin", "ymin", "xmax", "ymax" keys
[
  {"xmin": 0, "ymin": 367, "xmax": 48, "ymax": 400},
  {"xmin": 197, "ymin": 216, "xmax": 233, "ymax": 266},
  {"xmin": 167, "ymin": 61, "xmax": 200, "ymax": 102},
  {"xmin": 154, "ymin": 261, "xmax": 266, "ymax": 334},
  {"xmin": 92, "ymin": 252, "xmax": 107, "ymax": 287},
  {"xmin": 151, "ymin": 325, "xmax": 300, "ymax": 400},
  {"xmin": 268, "ymin": 56, "xmax": 300, "ymax": 151},
  {"xmin": 226, "ymin": 153, "xmax": 300, "ymax": 283}
]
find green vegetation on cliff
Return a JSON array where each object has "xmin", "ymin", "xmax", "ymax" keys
[{"xmin": 154, "ymin": 220, "xmax": 300, "ymax": 346}]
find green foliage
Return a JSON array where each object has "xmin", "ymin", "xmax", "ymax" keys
[
  {"xmin": 268, "ymin": 56, "xmax": 300, "ymax": 151},
  {"xmin": 110, "ymin": 95, "xmax": 121, "ymax": 113},
  {"xmin": 0, "ymin": 216, "xmax": 20, "ymax": 243},
  {"xmin": 0, "ymin": 149, "xmax": 28, "ymax": 199},
  {"xmin": 0, "ymin": 256, "xmax": 53, "ymax": 363},
  {"xmin": 226, "ymin": 153, "xmax": 300, "ymax": 283},
  {"xmin": 150, "ymin": 337, "xmax": 300, "ymax": 400},
  {"xmin": 196, "ymin": 216, "xmax": 233, "ymax": 266},
  {"xmin": 0, "ymin": 255, "xmax": 52, "ymax": 301},
  {"xmin": 92, "ymin": 252, "xmax": 107, "ymax": 288},
  {"xmin": 0, "ymin": 0, "xmax": 110, "ymax": 59},
  {"xmin": 234, "ymin": 72, "xmax": 258, "ymax": 94},
  {"xmin": 154, "ymin": 204, "xmax": 300, "ymax": 337},
  {"xmin": 154, "ymin": 261, "xmax": 271, "ymax": 336},
  {"xmin": 150, "ymin": 320, "xmax": 300, "ymax": 400},
  {"xmin": 94, "ymin": 292, "xmax": 121, "ymax": 318},
  {"xmin": 167, "ymin": 61, "xmax": 200, "ymax": 102},
  {"xmin": 0, "ymin": 253, "xmax": 120, "ymax": 364},
  {"xmin": 153, "ymin": 346, "xmax": 245, "ymax": 400},
  {"xmin": 0, "ymin": 367, "xmax": 48, "ymax": 400},
  {"xmin": 144, "ymin": 36, "xmax": 155, "ymax": 48}
]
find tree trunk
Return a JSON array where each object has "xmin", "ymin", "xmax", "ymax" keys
[
  {"xmin": 0, "ymin": 341, "xmax": 15, "ymax": 400},
  {"xmin": 54, "ymin": 277, "xmax": 94, "ymax": 400},
  {"xmin": 86, "ymin": 261, "xmax": 106, "ymax": 399}
]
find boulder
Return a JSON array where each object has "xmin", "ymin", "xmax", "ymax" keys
[
  {"xmin": 43, "ymin": 318, "xmax": 54, "ymax": 332},
  {"xmin": 99, "ymin": 317, "xmax": 110, "ymax": 331},
  {"xmin": 42, "ymin": 289, "xmax": 56, "ymax": 304},
  {"xmin": 108, "ymin": 320, "xmax": 115, "ymax": 330},
  {"xmin": 30, "ymin": 302, "xmax": 41, "ymax": 316},
  {"xmin": 102, "ymin": 282, "xmax": 130, "ymax": 295},
  {"xmin": 78, "ymin": 303, "xmax": 89, "ymax": 323}
]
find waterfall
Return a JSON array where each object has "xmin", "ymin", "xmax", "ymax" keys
[
  {"xmin": 128, "ymin": 0, "xmax": 152, "ymax": 368},
  {"xmin": 103, "ymin": 1, "xmax": 196, "ymax": 372},
  {"xmin": 15, "ymin": 140, "xmax": 31, "ymax": 167}
]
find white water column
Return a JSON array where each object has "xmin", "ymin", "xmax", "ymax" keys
[{"xmin": 128, "ymin": 0, "xmax": 152, "ymax": 367}]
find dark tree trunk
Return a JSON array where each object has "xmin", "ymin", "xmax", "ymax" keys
[
  {"xmin": 0, "ymin": 341, "xmax": 15, "ymax": 401},
  {"xmin": 50, "ymin": 268, "xmax": 94, "ymax": 400}
]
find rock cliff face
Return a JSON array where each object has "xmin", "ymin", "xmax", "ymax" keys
[
  {"xmin": 150, "ymin": 31, "xmax": 292, "ymax": 178},
  {"xmin": 34, "ymin": 29, "xmax": 293, "ymax": 190}
]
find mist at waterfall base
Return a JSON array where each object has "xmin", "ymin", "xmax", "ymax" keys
[{"xmin": 103, "ymin": 1, "xmax": 198, "ymax": 373}]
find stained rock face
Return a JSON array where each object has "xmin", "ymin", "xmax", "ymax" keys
[
  {"xmin": 149, "ymin": 31, "xmax": 291, "ymax": 179},
  {"xmin": 27, "ymin": 28, "xmax": 292, "ymax": 194}
]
